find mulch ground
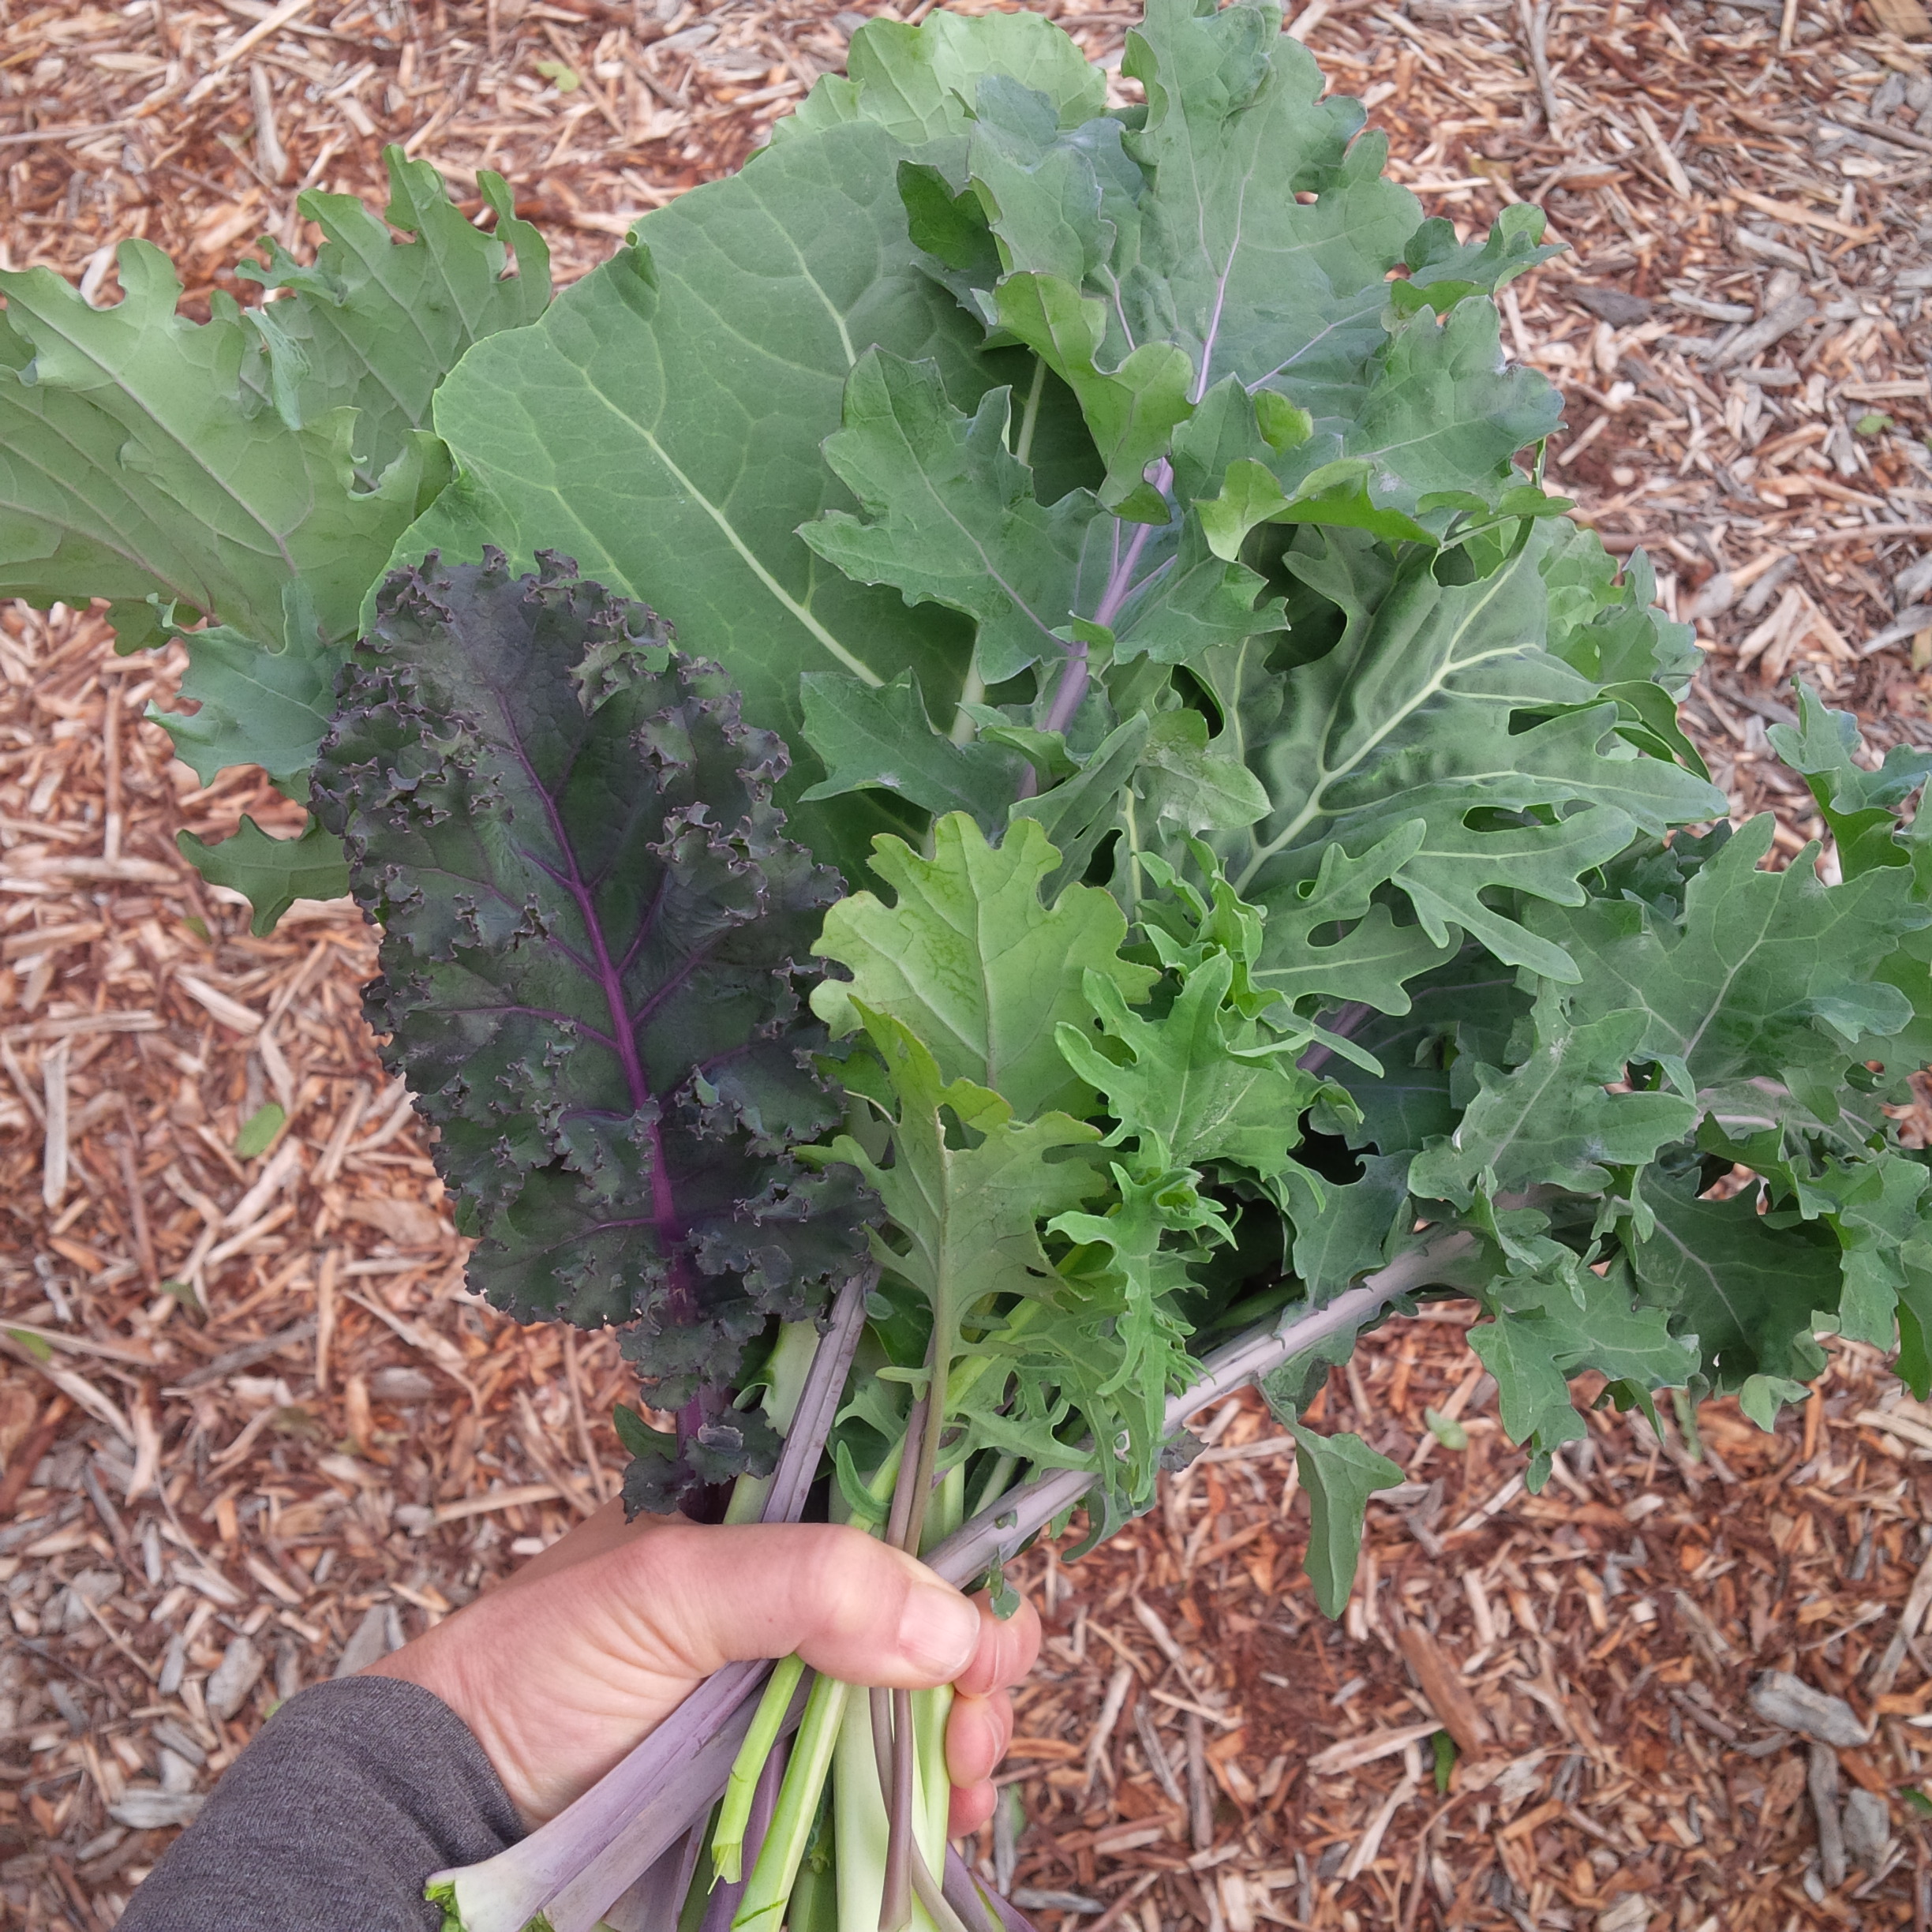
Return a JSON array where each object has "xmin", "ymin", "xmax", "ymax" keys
[{"xmin": 4, "ymin": 0, "xmax": 1932, "ymax": 1926}]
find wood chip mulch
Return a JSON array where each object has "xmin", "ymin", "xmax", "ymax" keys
[{"xmin": 6, "ymin": 0, "xmax": 1932, "ymax": 1927}]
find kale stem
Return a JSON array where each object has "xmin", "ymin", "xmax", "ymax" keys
[
  {"xmin": 711, "ymin": 1654, "xmax": 807, "ymax": 1884},
  {"xmin": 949, "ymin": 665, "xmax": 987, "ymax": 747},
  {"xmin": 1012, "ymin": 357, "xmax": 1046, "ymax": 470},
  {"xmin": 901, "ymin": 1324, "xmax": 947, "ymax": 1560},
  {"xmin": 732, "ymin": 1673, "xmax": 850, "ymax": 1932},
  {"xmin": 868, "ymin": 1687, "xmax": 912, "ymax": 1932},
  {"xmin": 835, "ymin": 1684, "xmax": 893, "ymax": 1932},
  {"xmin": 968, "ymin": 1453, "xmax": 1017, "ymax": 1521},
  {"xmin": 909, "ymin": 1845, "xmax": 974, "ymax": 1932},
  {"xmin": 885, "ymin": 1687, "xmax": 918, "ymax": 1932},
  {"xmin": 884, "ymin": 1391, "xmax": 927, "ymax": 1553}
]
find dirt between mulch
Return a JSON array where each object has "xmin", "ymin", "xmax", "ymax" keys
[{"xmin": 6, "ymin": 0, "xmax": 1932, "ymax": 1926}]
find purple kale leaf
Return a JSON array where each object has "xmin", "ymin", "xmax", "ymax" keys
[{"xmin": 312, "ymin": 551, "xmax": 872, "ymax": 1507}]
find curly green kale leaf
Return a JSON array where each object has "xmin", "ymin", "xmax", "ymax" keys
[
  {"xmin": 312, "ymin": 552, "xmax": 871, "ymax": 1507},
  {"xmin": 803, "ymin": 1002, "xmax": 1103, "ymax": 1390},
  {"xmin": 812, "ymin": 812, "xmax": 1156, "ymax": 1118},
  {"xmin": 1201, "ymin": 531, "xmax": 1725, "ymax": 999},
  {"xmin": 1537, "ymin": 813, "xmax": 1930, "ymax": 1092}
]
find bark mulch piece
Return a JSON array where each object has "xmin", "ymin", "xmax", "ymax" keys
[{"xmin": 6, "ymin": 0, "xmax": 1932, "ymax": 1926}]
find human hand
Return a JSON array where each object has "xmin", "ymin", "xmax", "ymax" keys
[{"xmin": 366, "ymin": 1503, "xmax": 1039, "ymax": 1830}]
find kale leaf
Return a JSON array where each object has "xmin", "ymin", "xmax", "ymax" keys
[{"xmin": 313, "ymin": 552, "xmax": 873, "ymax": 1507}]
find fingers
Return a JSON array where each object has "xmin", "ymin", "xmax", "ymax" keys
[
  {"xmin": 945, "ymin": 1688, "xmax": 1013, "ymax": 1789},
  {"xmin": 945, "ymin": 1692, "xmax": 1012, "ymax": 1835},
  {"xmin": 952, "ymin": 1591, "xmax": 1041, "ymax": 1699},
  {"xmin": 606, "ymin": 1522, "xmax": 985, "ymax": 1687},
  {"xmin": 949, "ymin": 1769, "xmax": 1001, "ymax": 1837},
  {"xmin": 945, "ymin": 1589, "xmax": 1039, "ymax": 1837}
]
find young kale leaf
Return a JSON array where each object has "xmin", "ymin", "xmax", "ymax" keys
[
  {"xmin": 313, "ymin": 553, "xmax": 871, "ymax": 1507},
  {"xmin": 0, "ymin": 152, "xmax": 549, "ymax": 931},
  {"xmin": 813, "ymin": 813, "xmax": 1155, "ymax": 1118}
]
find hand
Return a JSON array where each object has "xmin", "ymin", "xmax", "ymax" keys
[{"xmin": 366, "ymin": 1503, "xmax": 1039, "ymax": 1831}]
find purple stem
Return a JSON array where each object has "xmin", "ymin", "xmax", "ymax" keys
[
  {"xmin": 1295, "ymin": 1001, "xmax": 1372, "ymax": 1076},
  {"xmin": 1029, "ymin": 463, "xmax": 1175, "ymax": 769},
  {"xmin": 698, "ymin": 1732, "xmax": 790, "ymax": 1932},
  {"xmin": 447, "ymin": 1267, "xmax": 871, "ymax": 1932},
  {"xmin": 602, "ymin": 1825, "xmax": 706, "ymax": 1932},
  {"xmin": 943, "ymin": 1850, "xmax": 1040, "ymax": 1932},
  {"xmin": 871, "ymin": 1685, "xmax": 912, "ymax": 1932},
  {"xmin": 762, "ymin": 1265, "xmax": 874, "ymax": 1524},
  {"xmin": 489, "ymin": 1241, "xmax": 1474, "ymax": 1932},
  {"xmin": 922, "ymin": 1233, "xmax": 1475, "ymax": 1591}
]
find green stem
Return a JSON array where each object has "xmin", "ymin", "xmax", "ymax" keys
[
  {"xmin": 724, "ymin": 1320, "xmax": 822, "ymax": 1525},
  {"xmin": 1012, "ymin": 356, "xmax": 1046, "ymax": 469},
  {"xmin": 948, "ymin": 665, "xmax": 987, "ymax": 747},
  {"xmin": 836, "ymin": 1687, "xmax": 939, "ymax": 1932},
  {"xmin": 913, "ymin": 1683, "xmax": 952, "ymax": 1871},
  {"xmin": 712, "ymin": 1654, "xmax": 807, "ymax": 1885},
  {"xmin": 733, "ymin": 1674, "xmax": 852, "ymax": 1932},
  {"xmin": 968, "ymin": 1454, "xmax": 1017, "ymax": 1522},
  {"xmin": 928, "ymin": 1462, "xmax": 965, "ymax": 1553}
]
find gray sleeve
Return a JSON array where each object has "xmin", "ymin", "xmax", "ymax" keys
[{"xmin": 118, "ymin": 1676, "xmax": 525, "ymax": 1932}]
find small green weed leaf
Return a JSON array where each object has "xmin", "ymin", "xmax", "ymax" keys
[{"xmin": 1287, "ymin": 1421, "xmax": 1404, "ymax": 1617}]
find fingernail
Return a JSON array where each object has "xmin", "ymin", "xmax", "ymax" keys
[{"xmin": 899, "ymin": 1581, "xmax": 979, "ymax": 1678}]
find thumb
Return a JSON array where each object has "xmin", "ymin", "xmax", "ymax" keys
[{"xmin": 612, "ymin": 1521, "xmax": 984, "ymax": 1688}]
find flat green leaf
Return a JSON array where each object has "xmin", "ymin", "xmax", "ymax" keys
[
  {"xmin": 1768, "ymin": 679, "xmax": 1932, "ymax": 878},
  {"xmin": 0, "ymin": 147, "xmax": 541, "ymax": 669},
  {"xmin": 1470, "ymin": 1265, "xmax": 1698, "ymax": 1460},
  {"xmin": 159, "ymin": 595, "xmax": 346, "ymax": 796},
  {"xmin": 1405, "ymin": 204, "xmax": 1564, "ymax": 297},
  {"xmin": 993, "ymin": 275, "xmax": 1197, "ymax": 511},
  {"xmin": 1540, "ymin": 530, "xmax": 1700, "ymax": 692},
  {"xmin": 0, "ymin": 152, "xmax": 553, "ymax": 929},
  {"xmin": 1286, "ymin": 1421, "xmax": 1404, "ymax": 1617},
  {"xmin": 1409, "ymin": 998, "xmax": 1698, "ymax": 1208},
  {"xmin": 1196, "ymin": 301, "xmax": 1563, "ymax": 560},
  {"xmin": 177, "ymin": 815, "xmax": 350, "ymax": 936},
  {"xmin": 1540, "ymin": 814, "xmax": 1930, "ymax": 1090},
  {"xmin": 802, "ymin": 349, "xmax": 1099, "ymax": 686},
  {"xmin": 783, "ymin": 8, "xmax": 1105, "ymax": 145},
  {"xmin": 0, "ymin": 239, "xmax": 444, "ymax": 661},
  {"xmin": 235, "ymin": 152, "xmax": 550, "ymax": 488},
  {"xmin": 812, "ymin": 813, "xmax": 1155, "ymax": 1118},
  {"xmin": 396, "ymin": 117, "xmax": 1028, "ymax": 878},
  {"xmin": 799, "ymin": 669, "xmax": 1025, "ymax": 827},
  {"xmin": 1284, "ymin": 1152, "xmax": 1412, "ymax": 1300},
  {"xmin": 1205, "ymin": 534, "xmax": 1723, "ymax": 998},
  {"xmin": 1135, "ymin": 710, "xmax": 1272, "ymax": 833},
  {"xmin": 1628, "ymin": 1170, "xmax": 1843, "ymax": 1391},
  {"xmin": 800, "ymin": 349, "xmax": 1279, "ymax": 691}
]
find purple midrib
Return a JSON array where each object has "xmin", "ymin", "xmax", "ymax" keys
[{"xmin": 477, "ymin": 665, "xmax": 694, "ymax": 1302}]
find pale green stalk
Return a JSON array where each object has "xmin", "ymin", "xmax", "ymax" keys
[
  {"xmin": 711, "ymin": 1655, "xmax": 807, "ymax": 1885},
  {"xmin": 968, "ymin": 1454, "xmax": 1017, "ymax": 1521},
  {"xmin": 725, "ymin": 1321, "xmax": 823, "ymax": 1525},
  {"xmin": 833, "ymin": 1686, "xmax": 941, "ymax": 1932},
  {"xmin": 913, "ymin": 1684, "xmax": 952, "ymax": 1881},
  {"xmin": 732, "ymin": 1673, "xmax": 851, "ymax": 1932}
]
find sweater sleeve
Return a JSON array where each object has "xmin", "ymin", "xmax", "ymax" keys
[{"xmin": 117, "ymin": 1676, "xmax": 525, "ymax": 1932}]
